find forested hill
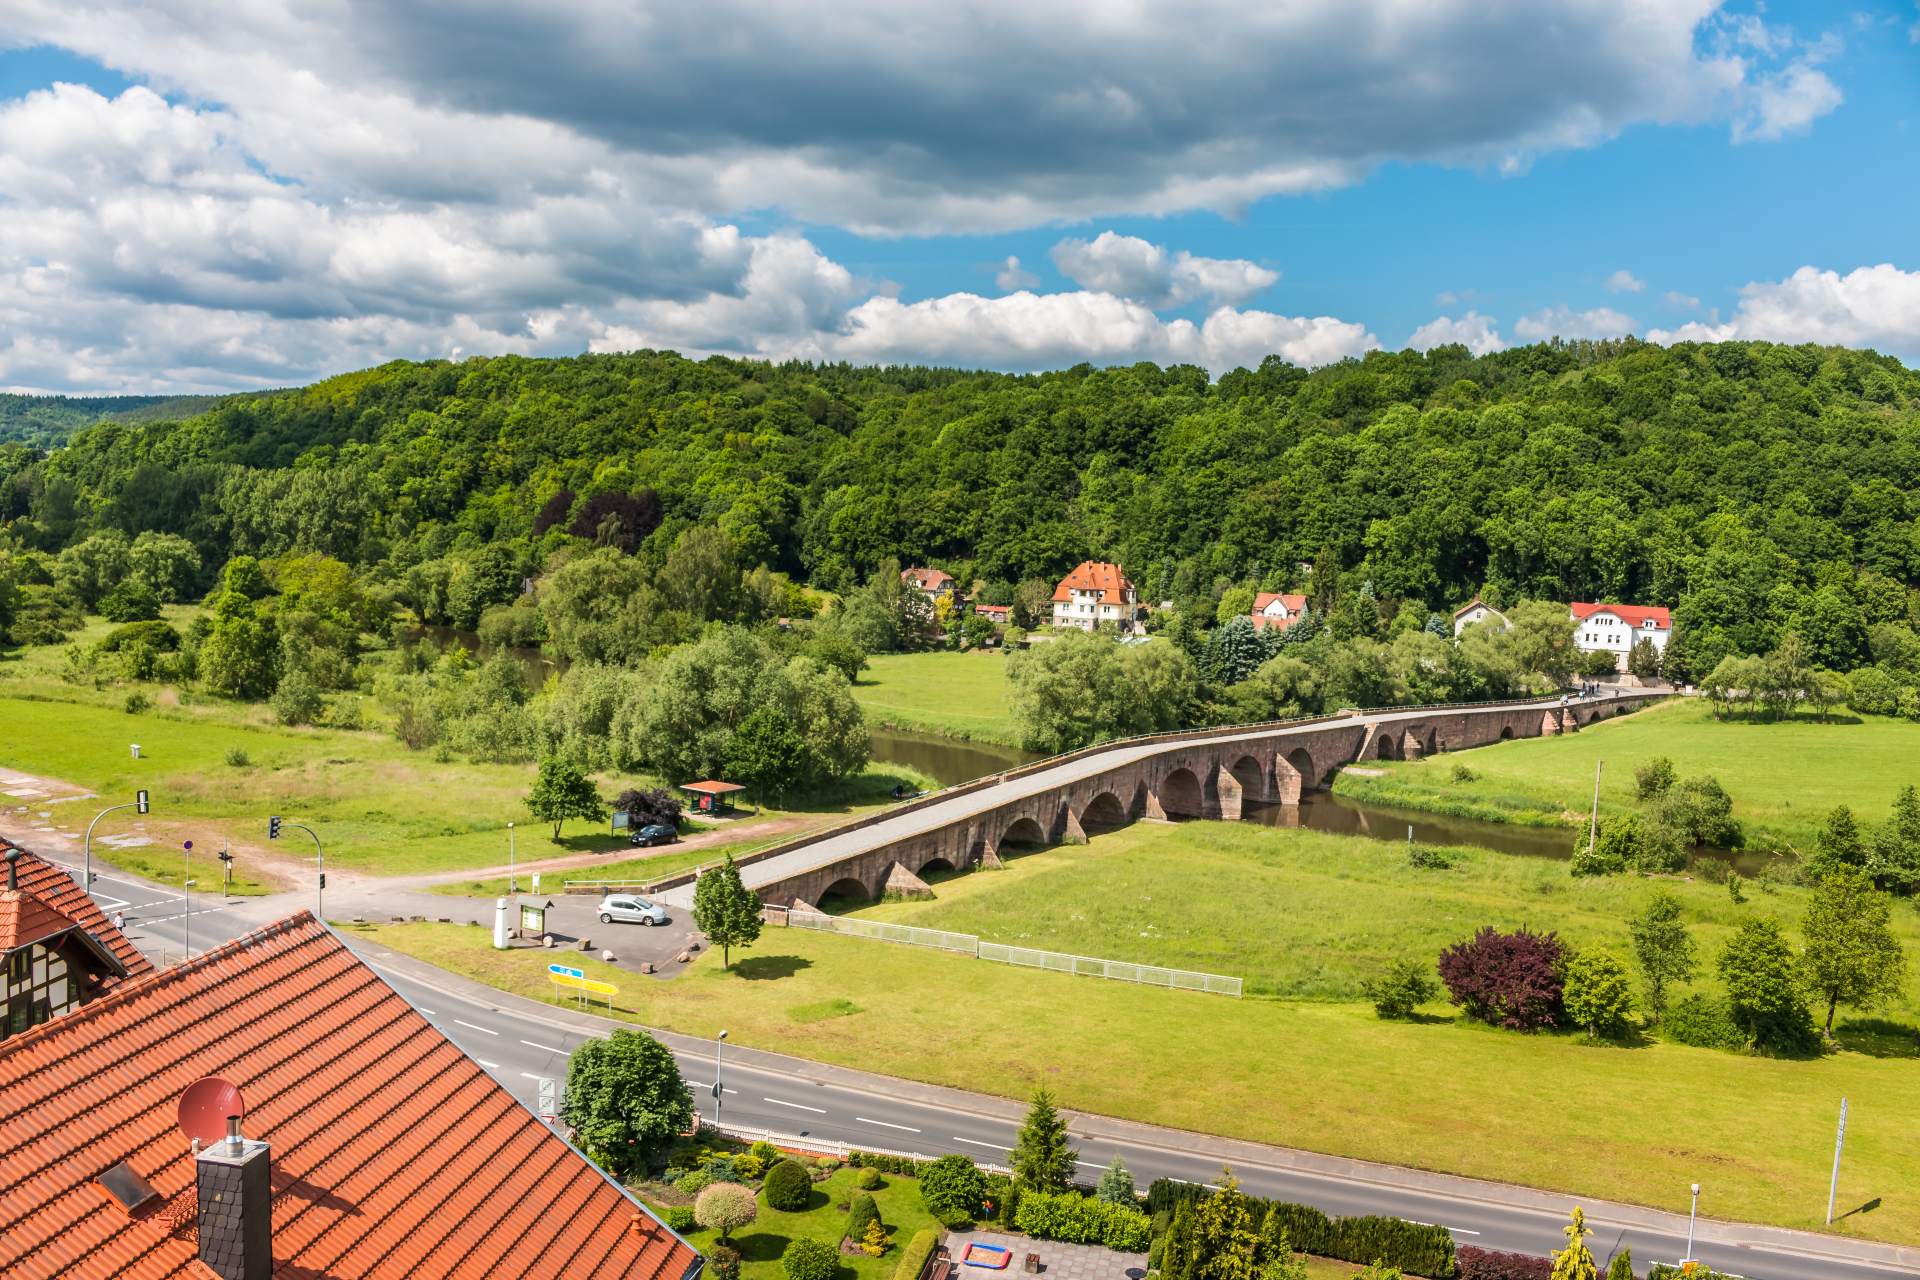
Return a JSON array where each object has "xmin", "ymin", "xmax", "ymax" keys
[
  {"xmin": 0, "ymin": 392, "xmax": 229, "ymax": 448},
  {"xmin": 3, "ymin": 339, "xmax": 1917, "ymax": 667}
]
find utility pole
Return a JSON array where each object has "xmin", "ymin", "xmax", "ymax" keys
[
  {"xmin": 270, "ymin": 817, "xmax": 325, "ymax": 919},
  {"xmin": 508, "ymin": 821, "xmax": 517, "ymax": 898},
  {"xmin": 1587, "ymin": 760, "xmax": 1604, "ymax": 853},
  {"xmin": 84, "ymin": 790, "xmax": 149, "ymax": 894},
  {"xmin": 182, "ymin": 840, "xmax": 193, "ymax": 961},
  {"xmin": 1827, "ymin": 1097, "xmax": 1849, "ymax": 1224}
]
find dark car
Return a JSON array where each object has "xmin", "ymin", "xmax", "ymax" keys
[{"xmin": 629, "ymin": 823, "xmax": 679, "ymax": 847}]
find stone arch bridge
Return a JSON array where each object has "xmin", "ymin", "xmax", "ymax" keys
[{"xmin": 654, "ymin": 689, "xmax": 1667, "ymax": 911}]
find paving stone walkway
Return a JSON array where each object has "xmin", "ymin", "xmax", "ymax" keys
[{"xmin": 944, "ymin": 1229, "xmax": 1146, "ymax": 1280}]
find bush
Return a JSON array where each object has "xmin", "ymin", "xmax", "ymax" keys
[
  {"xmin": 663, "ymin": 1205, "xmax": 696, "ymax": 1232},
  {"xmin": 750, "ymin": 1140, "xmax": 779, "ymax": 1165},
  {"xmin": 1562, "ymin": 950, "xmax": 1635, "ymax": 1038},
  {"xmin": 97, "ymin": 619, "xmax": 182, "ymax": 653},
  {"xmin": 1438, "ymin": 926, "xmax": 1566, "ymax": 1030},
  {"xmin": 1847, "ymin": 666, "xmax": 1901, "ymax": 717},
  {"xmin": 225, "ymin": 746, "xmax": 251, "ymax": 767},
  {"xmin": 1660, "ymin": 775, "xmax": 1741, "ymax": 847},
  {"xmin": 1455, "ymin": 1245, "xmax": 1552, "ymax": 1279},
  {"xmin": 271, "ymin": 668, "xmax": 325, "ymax": 726},
  {"xmin": 848, "ymin": 1151, "xmax": 923, "ymax": 1176},
  {"xmin": 856, "ymin": 1166, "xmax": 884, "ymax": 1190},
  {"xmin": 732, "ymin": 1153, "xmax": 765, "ymax": 1181},
  {"xmin": 764, "ymin": 1158, "xmax": 813, "ymax": 1210},
  {"xmin": 1407, "ymin": 844, "xmax": 1455, "ymax": 870},
  {"xmin": 1451, "ymin": 763, "xmax": 1478, "ymax": 783},
  {"xmin": 695, "ymin": 1182, "xmax": 758, "ymax": 1240},
  {"xmin": 783, "ymin": 1238, "xmax": 837, "ymax": 1280},
  {"xmin": 1662, "ymin": 993, "xmax": 1746, "ymax": 1051},
  {"xmin": 894, "ymin": 1228, "xmax": 940, "ymax": 1280},
  {"xmin": 1649, "ymin": 1267, "xmax": 1740, "ymax": 1280},
  {"xmin": 1142, "ymin": 1182, "xmax": 1452, "ymax": 1278},
  {"xmin": 122, "ymin": 691, "xmax": 151, "ymax": 715},
  {"xmin": 707, "ymin": 1244, "xmax": 742, "ymax": 1280},
  {"xmin": 99, "ymin": 580, "xmax": 161, "ymax": 623},
  {"xmin": 816, "ymin": 1157, "xmax": 842, "ymax": 1173},
  {"xmin": 673, "ymin": 1169, "xmax": 713, "ymax": 1197},
  {"xmin": 1634, "ymin": 756, "xmax": 1676, "ymax": 800},
  {"xmin": 1569, "ymin": 840, "xmax": 1624, "ymax": 878},
  {"xmin": 1364, "ymin": 959, "xmax": 1437, "ymax": 1019},
  {"xmin": 1580, "ymin": 812, "xmax": 1686, "ymax": 875},
  {"xmin": 847, "ymin": 1191, "xmax": 880, "ymax": 1241},
  {"xmin": 1012, "ymin": 1189, "xmax": 1152, "ymax": 1252},
  {"xmin": 702, "ymin": 1155, "xmax": 740, "ymax": 1181},
  {"xmin": 920, "ymin": 1153, "xmax": 986, "ymax": 1220}
]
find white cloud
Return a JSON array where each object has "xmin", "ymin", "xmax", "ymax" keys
[
  {"xmin": 995, "ymin": 256, "xmax": 1038, "ymax": 290},
  {"xmin": 1050, "ymin": 232, "xmax": 1277, "ymax": 307},
  {"xmin": 1605, "ymin": 269, "xmax": 1646, "ymax": 294},
  {"xmin": 1407, "ymin": 312, "xmax": 1507, "ymax": 356},
  {"xmin": 1647, "ymin": 263, "xmax": 1920, "ymax": 360},
  {"xmin": 1664, "ymin": 290, "xmax": 1702, "ymax": 309},
  {"xmin": 1513, "ymin": 305, "xmax": 1637, "ymax": 341},
  {"xmin": 1733, "ymin": 61, "xmax": 1844, "ymax": 142}
]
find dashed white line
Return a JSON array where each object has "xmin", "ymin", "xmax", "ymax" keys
[
  {"xmin": 519, "ymin": 1072, "xmax": 546, "ymax": 1080},
  {"xmin": 478, "ymin": 1059, "xmax": 500, "ymax": 1069},
  {"xmin": 418, "ymin": 1008, "xmax": 438, "ymax": 1016},
  {"xmin": 452, "ymin": 1019, "xmax": 499, "ymax": 1035},
  {"xmin": 858, "ymin": 1117, "xmax": 921, "ymax": 1133},
  {"xmin": 764, "ymin": 1097, "xmax": 827, "ymax": 1113},
  {"xmin": 520, "ymin": 1039, "xmax": 566, "ymax": 1054},
  {"xmin": 954, "ymin": 1137, "xmax": 1003, "ymax": 1150}
]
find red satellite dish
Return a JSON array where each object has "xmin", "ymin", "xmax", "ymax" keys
[{"xmin": 177, "ymin": 1076, "xmax": 245, "ymax": 1147}]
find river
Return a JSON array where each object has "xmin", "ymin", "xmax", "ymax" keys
[{"xmin": 865, "ymin": 723, "xmax": 1764, "ymax": 874}]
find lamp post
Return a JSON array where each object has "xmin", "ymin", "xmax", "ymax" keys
[
  {"xmin": 270, "ymin": 817, "xmax": 325, "ymax": 919},
  {"xmin": 182, "ymin": 840, "xmax": 194, "ymax": 961},
  {"xmin": 712, "ymin": 1029, "xmax": 728, "ymax": 1127},
  {"xmin": 1685, "ymin": 1182, "xmax": 1700, "ymax": 1264},
  {"xmin": 83, "ymin": 790, "xmax": 149, "ymax": 895},
  {"xmin": 508, "ymin": 822, "xmax": 516, "ymax": 898}
]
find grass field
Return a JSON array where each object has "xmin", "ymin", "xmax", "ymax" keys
[
  {"xmin": 1333, "ymin": 697, "xmax": 1920, "ymax": 847},
  {"xmin": 0, "ymin": 616, "xmax": 931, "ymax": 885},
  {"xmin": 850, "ymin": 651, "xmax": 1019, "ymax": 744},
  {"xmin": 424, "ymin": 836, "xmax": 782, "ymax": 898},
  {"xmin": 849, "ymin": 822, "xmax": 1920, "ymax": 1022},
  {"xmin": 356, "ymin": 916, "xmax": 1920, "ymax": 1247}
]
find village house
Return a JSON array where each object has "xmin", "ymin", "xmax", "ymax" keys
[
  {"xmin": 971, "ymin": 602, "xmax": 1010, "ymax": 625},
  {"xmin": 1571, "ymin": 602, "xmax": 1671, "ymax": 672},
  {"xmin": 1051, "ymin": 561, "xmax": 1138, "ymax": 631},
  {"xmin": 1249, "ymin": 591, "xmax": 1309, "ymax": 633},
  {"xmin": 1452, "ymin": 598, "xmax": 1510, "ymax": 635},
  {"xmin": 900, "ymin": 566, "xmax": 956, "ymax": 602}
]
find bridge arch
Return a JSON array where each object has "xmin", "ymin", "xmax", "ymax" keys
[
  {"xmin": 1000, "ymin": 815, "xmax": 1048, "ymax": 849},
  {"xmin": 1373, "ymin": 733, "xmax": 1399, "ymax": 760},
  {"xmin": 1080, "ymin": 791, "xmax": 1130, "ymax": 830},
  {"xmin": 1498, "ymin": 725, "xmax": 1515, "ymax": 740},
  {"xmin": 916, "ymin": 854, "xmax": 958, "ymax": 878},
  {"xmin": 1157, "ymin": 767, "xmax": 1205, "ymax": 818},
  {"xmin": 820, "ymin": 875, "xmax": 873, "ymax": 907},
  {"xmin": 1275, "ymin": 747, "xmax": 1318, "ymax": 804},
  {"xmin": 1227, "ymin": 754, "xmax": 1267, "ymax": 805}
]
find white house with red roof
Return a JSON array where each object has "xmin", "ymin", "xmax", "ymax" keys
[
  {"xmin": 1250, "ymin": 592, "xmax": 1309, "ymax": 633},
  {"xmin": 1571, "ymin": 602, "xmax": 1672, "ymax": 672},
  {"xmin": 1051, "ymin": 561, "xmax": 1138, "ymax": 631},
  {"xmin": 1452, "ymin": 598, "xmax": 1509, "ymax": 636},
  {"xmin": 900, "ymin": 566, "xmax": 956, "ymax": 601}
]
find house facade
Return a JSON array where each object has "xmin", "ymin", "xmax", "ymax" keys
[
  {"xmin": 901, "ymin": 566, "xmax": 956, "ymax": 601},
  {"xmin": 1250, "ymin": 592, "xmax": 1309, "ymax": 633},
  {"xmin": 1452, "ymin": 598, "xmax": 1510, "ymax": 636},
  {"xmin": 1051, "ymin": 561, "xmax": 1138, "ymax": 631},
  {"xmin": 1571, "ymin": 602, "xmax": 1671, "ymax": 672}
]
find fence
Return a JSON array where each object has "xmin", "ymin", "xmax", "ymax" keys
[{"xmin": 786, "ymin": 908, "xmax": 1242, "ymax": 997}]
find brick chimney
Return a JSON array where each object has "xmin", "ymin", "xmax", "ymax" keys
[{"xmin": 195, "ymin": 1117, "xmax": 272, "ymax": 1280}]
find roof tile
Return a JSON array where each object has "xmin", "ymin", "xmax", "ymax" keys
[{"xmin": 1, "ymin": 841, "xmax": 150, "ymax": 981}]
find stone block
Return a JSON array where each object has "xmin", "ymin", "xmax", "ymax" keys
[{"xmin": 600, "ymin": 949, "xmax": 616, "ymax": 962}]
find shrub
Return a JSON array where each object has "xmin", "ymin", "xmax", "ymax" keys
[
  {"xmin": 663, "ymin": 1205, "xmax": 695, "ymax": 1232},
  {"xmin": 271, "ymin": 668, "xmax": 325, "ymax": 726},
  {"xmin": 1634, "ymin": 756, "xmax": 1676, "ymax": 800},
  {"xmin": 97, "ymin": 619, "xmax": 182, "ymax": 653},
  {"xmin": 1407, "ymin": 844, "xmax": 1455, "ymax": 870},
  {"xmin": 1364, "ymin": 958, "xmax": 1436, "ymax": 1019},
  {"xmin": 702, "ymin": 1155, "xmax": 739, "ymax": 1181},
  {"xmin": 707, "ymin": 1244, "xmax": 742, "ymax": 1280},
  {"xmin": 1013, "ymin": 1189, "xmax": 1152, "ymax": 1252},
  {"xmin": 1583, "ymin": 812, "xmax": 1686, "ymax": 875},
  {"xmin": 894, "ymin": 1228, "xmax": 940, "ymax": 1280},
  {"xmin": 816, "ymin": 1156, "xmax": 842, "ymax": 1173},
  {"xmin": 1562, "ymin": 950, "xmax": 1635, "ymax": 1038},
  {"xmin": 783, "ymin": 1238, "xmax": 837, "ymax": 1280},
  {"xmin": 695, "ymin": 1182, "xmax": 758, "ymax": 1240},
  {"xmin": 673, "ymin": 1169, "xmax": 713, "ymax": 1197},
  {"xmin": 99, "ymin": 580, "xmax": 161, "ymax": 623},
  {"xmin": 763, "ymin": 1159, "xmax": 812, "ymax": 1210},
  {"xmin": 750, "ymin": 1140, "xmax": 779, "ymax": 1164},
  {"xmin": 861, "ymin": 1217, "xmax": 891, "ymax": 1257},
  {"xmin": 1605, "ymin": 1250, "xmax": 1633, "ymax": 1280},
  {"xmin": 1649, "ymin": 1266, "xmax": 1740, "ymax": 1280},
  {"xmin": 1451, "ymin": 763, "xmax": 1478, "ymax": 783},
  {"xmin": 1325, "ymin": 1217, "xmax": 1452, "ymax": 1279},
  {"xmin": 857, "ymin": 1166, "xmax": 884, "ymax": 1191},
  {"xmin": 920, "ymin": 1153, "xmax": 986, "ymax": 1220},
  {"xmin": 1662, "ymin": 993, "xmax": 1745, "ymax": 1051},
  {"xmin": 1718, "ymin": 918, "xmax": 1819, "ymax": 1053},
  {"xmin": 1437, "ymin": 926, "xmax": 1566, "ymax": 1030},
  {"xmin": 1455, "ymin": 1245, "xmax": 1552, "ymax": 1279},
  {"xmin": 849, "ymin": 1151, "xmax": 924, "ymax": 1176},
  {"xmin": 1847, "ymin": 666, "xmax": 1901, "ymax": 717},
  {"xmin": 846, "ymin": 1191, "xmax": 880, "ymax": 1241},
  {"xmin": 122, "ymin": 691, "xmax": 151, "ymax": 715},
  {"xmin": 1660, "ymin": 775, "xmax": 1741, "ymax": 847},
  {"xmin": 1569, "ymin": 839, "xmax": 1624, "ymax": 878},
  {"xmin": 732, "ymin": 1153, "xmax": 765, "ymax": 1181},
  {"xmin": 225, "ymin": 746, "xmax": 251, "ymax": 767}
]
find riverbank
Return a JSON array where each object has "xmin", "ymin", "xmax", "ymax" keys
[
  {"xmin": 1330, "ymin": 696, "xmax": 1920, "ymax": 849},
  {"xmin": 851, "ymin": 651, "xmax": 1022, "ymax": 744}
]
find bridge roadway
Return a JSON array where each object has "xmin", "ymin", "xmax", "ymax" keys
[{"xmin": 659, "ymin": 687, "xmax": 1670, "ymax": 910}]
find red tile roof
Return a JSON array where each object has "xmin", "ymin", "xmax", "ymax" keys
[
  {"xmin": 1571, "ymin": 602, "xmax": 1671, "ymax": 628},
  {"xmin": 0, "ymin": 913, "xmax": 700, "ymax": 1280},
  {"xmin": 679, "ymin": 780, "xmax": 746, "ymax": 795},
  {"xmin": 0, "ymin": 889, "xmax": 85, "ymax": 954},
  {"xmin": 1, "ymin": 840, "xmax": 150, "ymax": 982},
  {"xmin": 901, "ymin": 567, "xmax": 954, "ymax": 592},
  {"xmin": 1051, "ymin": 561, "xmax": 1134, "ymax": 605},
  {"xmin": 1249, "ymin": 593, "xmax": 1308, "ymax": 632}
]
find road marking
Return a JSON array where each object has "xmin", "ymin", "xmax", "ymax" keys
[
  {"xmin": 478, "ymin": 1059, "xmax": 500, "ymax": 1069},
  {"xmin": 520, "ymin": 1072, "xmax": 546, "ymax": 1080},
  {"xmin": 954, "ymin": 1137, "xmax": 1004, "ymax": 1150},
  {"xmin": 93, "ymin": 896, "xmax": 130, "ymax": 909},
  {"xmin": 1074, "ymin": 1160, "xmax": 1105, "ymax": 1168},
  {"xmin": 765, "ymin": 1097, "xmax": 827, "ymax": 1113},
  {"xmin": 520, "ymin": 1039, "xmax": 566, "ymax": 1054},
  {"xmin": 419, "ymin": 1008, "xmax": 438, "ymax": 1016},
  {"xmin": 453, "ymin": 1019, "xmax": 499, "ymax": 1035},
  {"xmin": 857, "ymin": 1117, "xmax": 921, "ymax": 1133},
  {"xmin": 1448, "ymin": 1229, "xmax": 1481, "ymax": 1237}
]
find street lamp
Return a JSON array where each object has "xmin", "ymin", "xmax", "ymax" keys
[
  {"xmin": 508, "ymin": 822, "xmax": 516, "ymax": 898},
  {"xmin": 182, "ymin": 840, "xmax": 194, "ymax": 961},
  {"xmin": 712, "ymin": 1029, "xmax": 729, "ymax": 1127},
  {"xmin": 1685, "ymin": 1182, "xmax": 1700, "ymax": 1264},
  {"xmin": 83, "ymin": 790, "xmax": 149, "ymax": 894},
  {"xmin": 269, "ymin": 817, "xmax": 325, "ymax": 918}
]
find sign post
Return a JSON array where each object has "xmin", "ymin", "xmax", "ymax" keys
[
  {"xmin": 548, "ymin": 963, "xmax": 615, "ymax": 1010},
  {"xmin": 537, "ymin": 1077, "xmax": 557, "ymax": 1124},
  {"xmin": 1827, "ymin": 1097, "xmax": 1848, "ymax": 1224}
]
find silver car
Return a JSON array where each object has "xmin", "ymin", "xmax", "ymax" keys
[{"xmin": 597, "ymin": 894, "xmax": 669, "ymax": 926}]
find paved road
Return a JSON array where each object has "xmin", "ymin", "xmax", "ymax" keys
[
  {"xmin": 67, "ymin": 852, "xmax": 1917, "ymax": 1280},
  {"xmin": 661, "ymin": 689, "xmax": 1665, "ymax": 908}
]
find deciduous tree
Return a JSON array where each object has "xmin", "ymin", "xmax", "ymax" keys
[
  {"xmin": 562, "ymin": 1029, "xmax": 692, "ymax": 1179},
  {"xmin": 525, "ymin": 758, "xmax": 604, "ymax": 839},
  {"xmin": 692, "ymin": 853, "xmax": 763, "ymax": 968},
  {"xmin": 1801, "ymin": 869, "xmax": 1907, "ymax": 1036}
]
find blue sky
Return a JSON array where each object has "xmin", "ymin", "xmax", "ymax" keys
[{"xmin": 1, "ymin": 1, "xmax": 1917, "ymax": 392}]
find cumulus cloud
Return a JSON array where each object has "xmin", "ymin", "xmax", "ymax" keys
[
  {"xmin": 1605, "ymin": 270, "xmax": 1646, "ymax": 293},
  {"xmin": 995, "ymin": 256, "xmax": 1039, "ymax": 291},
  {"xmin": 1647, "ymin": 263, "xmax": 1920, "ymax": 360},
  {"xmin": 1513, "ymin": 305, "xmax": 1637, "ymax": 341},
  {"xmin": 1050, "ymin": 232, "xmax": 1276, "ymax": 307},
  {"xmin": 1664, "ymin": 290, "xmax": 1702, "ymax": 309},
  {"xmin": 1733, "ymin": 61, "xmax": 1844, "ymax": 142},
  {"xmin": 1407, "ymin": 313, "xmax": 1507, "ymax": 356}
]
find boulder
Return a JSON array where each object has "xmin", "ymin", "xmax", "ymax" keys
[{"xmin": 600, "ymin": 949, "xmax": 616, "ymax": 963}]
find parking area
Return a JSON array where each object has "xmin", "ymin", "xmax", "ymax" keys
[{"xmin": 527, "ymin": 893, "xmax": 704, "ymax": 979}]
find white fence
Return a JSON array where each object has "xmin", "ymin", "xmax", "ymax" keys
[{"xmin": 786, "ymin": 909, "xmax": 1242, "ymax": 997}]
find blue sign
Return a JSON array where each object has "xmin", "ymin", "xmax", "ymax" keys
[{"xmin": 548, "ymin": 964, "xmax": 585, "ymax": 980}]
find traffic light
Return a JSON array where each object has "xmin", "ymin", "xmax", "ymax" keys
[
  {"xmin": 318, "ymin": 873, "xmax": 326, "ymax": 890},
  {"xmin": 269, "ymin": 815, "xmax": 282, "ymax": 840},
  {"xmin": 217, "ymin": 850, "xmax": 233, "ymax": 865},
  {"xmin": 136, "ymin": 789, "xmax": 149, "ymax": 815}
]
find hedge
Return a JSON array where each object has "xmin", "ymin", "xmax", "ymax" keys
[
  {"xmin": 1143, "ymin": 1180, "xmax": 1455, "ymax": 1278},
  {"xmin": 893, "ymin": 1229, "xmax": 941, "ymax": 1280},
  {"xmin": 1013, "ymin": 1189, "xmax": 1153, "ymax": 1252},
  {"xmin": 849, "ymin": 1151, "xmax": 928, "ymax": 1177},
  {"xmin": 1455, "ymin": 1245, "xmax": 1552, "ymax": 1279},
  {"xmin": 1649, "ymin": 1266, "xmax": 1740, "ymax": 1280}
]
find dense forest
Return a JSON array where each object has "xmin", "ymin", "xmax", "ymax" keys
[
  {"xmin": 0, "ymin": 392, "xmax": 230, "ymax": 449},
  {"xmin": 2, "ymin": 338, "xmax": 1918, "ymax": 771}
]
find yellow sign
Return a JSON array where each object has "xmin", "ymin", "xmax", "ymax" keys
[{"xmin": 549, "ymin": 972, "xmax": 617, "ymax": 997}]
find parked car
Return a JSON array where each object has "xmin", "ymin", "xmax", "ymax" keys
[
  {"xmin": 628, "ymin": 823, "xmax": 679, "ymax": 847},
  {"xmin": 598, "ymin": 894, "xmax": 670, "ymax": 926}
]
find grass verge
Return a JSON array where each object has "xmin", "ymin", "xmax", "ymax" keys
[{"xmin": 851, "ymin": 651, "xmax": 1019, "ymax": 744}]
